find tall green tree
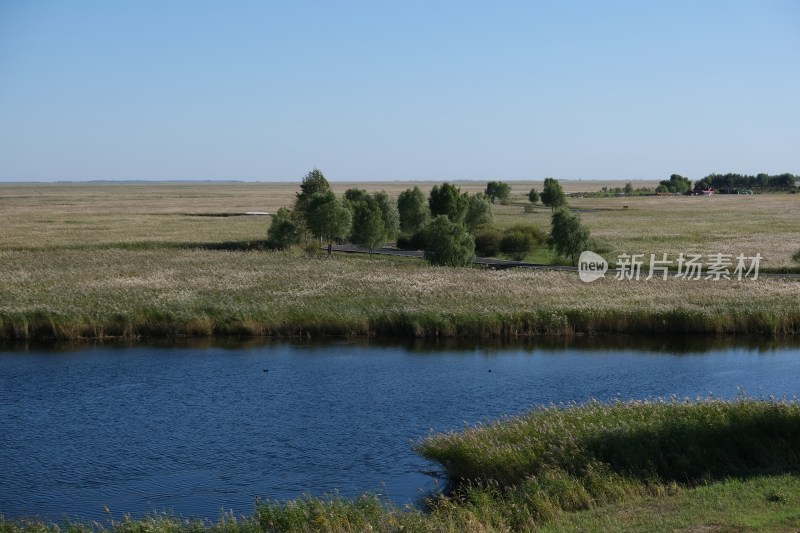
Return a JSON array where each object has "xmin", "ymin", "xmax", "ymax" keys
[
  {"xmin": 548, "ymin": 207, "xmax": 590, "ymax": 265},
  {"xmin": 464, "ymin": 193, "xmax": 494, "ymax": 232},
  {"xmin": 397, "ymin": 186, "xmax": 429, "ymax": 233},
  {"xmin": 305, "ymin": 191, "xmax": 352, "ymax": 255},
  {"xmin": 266, "ymin": 207, "xmax": 300, "ymax": 250},
  {"xmin": 424, "ymin": 215, "xmax": 475, "ymax": 267},
  {"xmin": 429, "ymin": 182, "xmax": 468, "ymax": 224},
  {"xmin": 294, "ymin": 168, "xmax": 331, "ymax": 223},
  {"xmin": 372, "ymin": 191, "xmax": 399, "ymax": 241},
  {"xmin": 485, "ymin": 181, "xmax": 511, "ymax": 204},
  {"xmin": 540, "ymin": 177, "xmax": 567, "ymax": 211},
  {"xmin": 350, "ymin": 197, "xmax": 386, "ymax": 257}
]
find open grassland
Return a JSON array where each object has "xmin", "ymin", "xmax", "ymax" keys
[
  {"xmin": 2, "ymin": 249, "xmax": 800, "ymax": 339},
  {"xmin": 3, "ymin": 399, "xmax": 800, "ymax": 532},
  {"xmin": 1, "ymin": 181, "xmax": 799, "ymax": 339},
  {"xmin": 496, "ymin": 193, "xmax": 800, "ymax": 269},
  {"xmin": 1, "ymin": 181, "xmax": 796, "ymax": 266},
  {"xmin": 0, "ymin": 181, "xmax": 615, "ymax": 250}
]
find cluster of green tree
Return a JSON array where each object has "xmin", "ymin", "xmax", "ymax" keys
[
  {"xmin": 269, "ymin": 171, "xmax": 591, "ymax": 267},
  {"xmin": 267, "ymin": 169, "xmax": 399, "ymax": 256},
  {"xmin": 484, "ymin": 181, "xmax": 511, "ymax": 204},
  {"xmin": 656, "ymin": 174, "xmax": 693, "ymax": 194},
  {"xmin": 526, "ymin": 177, "xmax": 567, "ymax": 210},
  {"xmin": 696, "ymin": 173, "xmax": 797, "ymax": 191},
  {"xmin": 397, "ymin": 182, "xmax": 492, "ymax": 266},
  {"xmin": 398, "ymin": 178, "xmax": 588, "ymax": 266}
]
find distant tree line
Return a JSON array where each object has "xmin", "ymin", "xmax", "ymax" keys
[
  {"xmin": 695, "ymin": 173, "xmax": 796, "ymax": 191},
  {"xmin": 268, "ymin": 170, "xmax": 593, "ymax": 266}
]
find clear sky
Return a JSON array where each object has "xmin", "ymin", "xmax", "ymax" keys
[{"xmin": 1, "ymin": 1, "xmax": 798, "ymax": 182}]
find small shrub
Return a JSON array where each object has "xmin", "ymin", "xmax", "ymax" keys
[
  {"xmin": 498, "ymin": 224, "xmax": 546, "ymax": 261},
  {"xmin": 302, "ymin": 240, "xmax": 323, "ymax": 257},
  {"xmin": 500, "ymin": 230, "xmax": 535, "ymax": 261},
  {"xmin": 396, "ymin": 229, "xmax": 427, "ymax": 251},
  {"xmin": 506, "ymin": 223, "xmax": 546, "ymax": 244},
  {"xmin": 266, "ymin": 207, "xmax": 300, "ymax": 250},
  {"xmin": 473, "ymin": 226, "xmax": 502, "ymax": 257},
  {"xmin": 396, "ymin": 233, "xmax": 413, "ymax": 250}
]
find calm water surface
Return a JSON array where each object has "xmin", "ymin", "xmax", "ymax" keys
[{"xmin": 1, "ymin": 338, "xmax": 799, "ymax": 521}]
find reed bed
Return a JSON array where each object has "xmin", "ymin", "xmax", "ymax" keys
[
  {"xmin": 414, "ymin": 398, "xmax": 800, "ymax": 529},
  {"xmin": 1, "ymin": 248, "xmax": 799, "ymax": 340},
  {"xmin": 417, "ymin": 398, "xmax": 800, "ymax": 486}
]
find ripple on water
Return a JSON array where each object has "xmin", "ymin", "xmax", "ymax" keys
[{"xmin": 1, "ymin": 339, "xmax": 799, "ymax": 521}]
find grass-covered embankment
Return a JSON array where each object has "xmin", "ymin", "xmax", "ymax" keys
[
  {"xmin": 417, "ymin": 399, "xmax": 800, "ymax": 529},
  {"xmin": 2, "ymin": 248, "xmax": 800, "ymax": 340},
  {"xmin": 418, "ymin": 398, "xmax": 800, "ymax": 486},
  {"xmin": 3, "ymin": 399, "xmax": 800, "ymax": 532}
]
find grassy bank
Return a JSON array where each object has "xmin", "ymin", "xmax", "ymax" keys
[
  {"xmin": 418, "ymin": 398, "xmax": 800, "ymax": 487},
  {"xmin": 3, "ymin": 399, "xmax": 800, "ymax": 532},
  {"xmin": 414, "ymin": 398, "xmax": 800, "ymax": 529},
  {"xmin": 1, "ymin": 249, "xmax": 799, "ymax": 340}
]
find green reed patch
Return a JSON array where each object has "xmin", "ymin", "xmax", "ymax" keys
[{"xmin": 417, "ymin": 399, "xmax": 800, "ymax": 487}]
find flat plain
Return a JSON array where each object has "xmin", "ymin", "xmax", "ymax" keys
[{"xmin": 1, "ymin": 181, "xmax": 798, "ymax": 339}]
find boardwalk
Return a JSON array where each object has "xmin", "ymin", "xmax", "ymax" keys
[{"xmin": 330, "ymin": 244, "xmax": 578, "ymax": 272}]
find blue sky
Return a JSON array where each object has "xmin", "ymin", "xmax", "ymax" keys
[{"xmin": 1, "ymin": 1, "xmax": 798, "ymax": 182}]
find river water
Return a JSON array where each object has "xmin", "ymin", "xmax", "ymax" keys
[{"xmin": 1, "ymin": 337, "xmax": 798, "ymax": 521}]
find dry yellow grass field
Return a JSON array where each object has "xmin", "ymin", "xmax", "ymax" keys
[
  {"xmin": 1, "ymin": 180, "xmax": 796, "ymax": 266},
  {"xmin": 496, "ymin": 193, "xmax": 800, "ymax": 269},
  {"xmin": 0, "ymin": 181, "xmax": 798, "ymax": 339}
]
